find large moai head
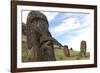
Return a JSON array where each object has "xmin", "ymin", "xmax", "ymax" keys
[
  {"xmin": 26, "ymin": 11, "xmax": 55, "ymax": 61},
  {"xmin": 63, "ymin": 45, "xmax": 70, "ymax": 57},
  {"xmin": 26, "ymin": 11, "xmax": 49, "ymax": 49},
  {"xmin": 80, "ymin": 40, "xmax": 87, "ymax": 57},
  {"xmin": 26, "ymin": 11, "xmax": 49, "ymax": 34}
]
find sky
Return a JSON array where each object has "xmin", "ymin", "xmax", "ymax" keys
[{"xmin": 22, "ymin": 11, "xmax": 93, "ymax": 52}]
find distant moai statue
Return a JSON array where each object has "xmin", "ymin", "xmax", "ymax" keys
[
  {"xmin": 70, "ymin": 47, "xmax": 73, "ymax": 51},
  {"xmin": 26, "ymin": 11, "xmax": 55, "ymax": 61},
  {"xmin": 80, "ymin": 40, "xmax": 87, "ymax": 57},
  {"xmin": 63, "ymin": 45, "xmax": 70, "ymax": 57}
]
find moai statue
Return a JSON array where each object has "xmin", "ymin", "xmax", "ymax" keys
[
  {"xmin": 26, "ymin": 11, "xmax": 56, "ymax": 61},
  {"xmin": 63, "ymin": 45, "xmax": 70, "ymax": 57},
  {"xmin": 70, "ymin": 47, "xmax": 73, "ymax": 51},
  {"xmin": 80, "ymin": 40, "xmax": 87, "ymax": 57}
]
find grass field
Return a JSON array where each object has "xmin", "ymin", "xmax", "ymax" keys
[
  {"xmin": 22, "ymin": 45, "xmax": 90, "ymax": 62},
  {"xmin": 54, "ymin": 48, "xmax": 90, "ymax": 61}
]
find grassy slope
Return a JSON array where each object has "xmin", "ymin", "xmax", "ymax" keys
[
  {"xmin": 22, "ymin": 46, "xmax": 90, "ymax": 62},
  {"xmin": 55, "ymin": 48, "xmax": 90, "ymax": 61},
  {"xmin": 22, "ymin": 35, "xmax": 90, "ymax": 62}
]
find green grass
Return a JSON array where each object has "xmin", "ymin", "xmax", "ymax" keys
[
  {"xmin": 22, "ymin": 40, "xmax": 90, "ymax": 62},
  {"xmin": 54, "ymin": 48, "xmax": 90, "ymax": 61},
  {"xmin": 22, "ymin": 32, "xmax": 90, "ymax": 62},
  {"xmin": 22, "ymin": 46, "xmax": 90, "ymax": 62},
  {"xmin": 54, "ymin": 48, "xmax": 66, "ymax": 60}
]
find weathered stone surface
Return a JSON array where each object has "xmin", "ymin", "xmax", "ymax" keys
[
  {"xmin": 40, "ymin": 41, "xmax": 55, "ymax": 61},
  {"xmin": 26, "ymin": 11, "xmax": 56, "ymax": 61},
  {"xmin": 80, "ymin": 40, "xmax": 87, "ymax": 57},
  {"xmin": 63, "ymin": 45, "xmax": 70, "ymax": 57}
]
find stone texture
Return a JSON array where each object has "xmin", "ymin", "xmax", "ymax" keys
[
  {"xmin": 26, "ymin": 11, "xmax": 56, "ymax": 61},
  {"xmin": 80, "ymin": 40, "xmax": 87, "ymax": 57}
]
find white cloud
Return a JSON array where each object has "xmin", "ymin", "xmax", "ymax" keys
[
  {"xmin": 49, "ymin": 14, "xmax": 93, "ymax": 52},
  {"xmin": 51, "ymin": 17, "xmax": 80, "ymax": 36},
  {"xmin": 61, "ymin": 27, "xmax": 93, "ymax": 52},
  {"xmin": 41, "ymin": 12, "xmax": 58, "ymax": 21}
]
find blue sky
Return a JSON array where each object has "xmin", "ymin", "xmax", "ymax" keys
[
  {"xmin": 22, "ymin": 11, "xmax": 93, "ymax": 51},
  {"xmin": 41, "ymin": 11, "xmax": 91, "ymax": 51}
]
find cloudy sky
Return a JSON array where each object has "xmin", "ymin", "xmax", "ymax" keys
[{"xmin": 22, "ymin": 11, "xmax": 93, "ymax": 51}]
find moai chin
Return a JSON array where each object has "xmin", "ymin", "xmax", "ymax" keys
[
  {"xmin": 80, "ymin": 40, "xmax": 87, "ymax": 57},
  {"xmin": 26, "ymin": 11, "xmax": 56, "ymax": 61}
]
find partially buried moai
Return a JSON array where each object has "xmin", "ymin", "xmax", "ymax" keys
[
  {"xmin": 80, "ymin": 40, "xmax": 87, "ymax": 57},
  {"xmin": 63, "ymin": 45, "xmax": 70, "ymax": 57},
  {"xmin": 26, "ymin": 11, "xmax": 56, "ymax": 61}
]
